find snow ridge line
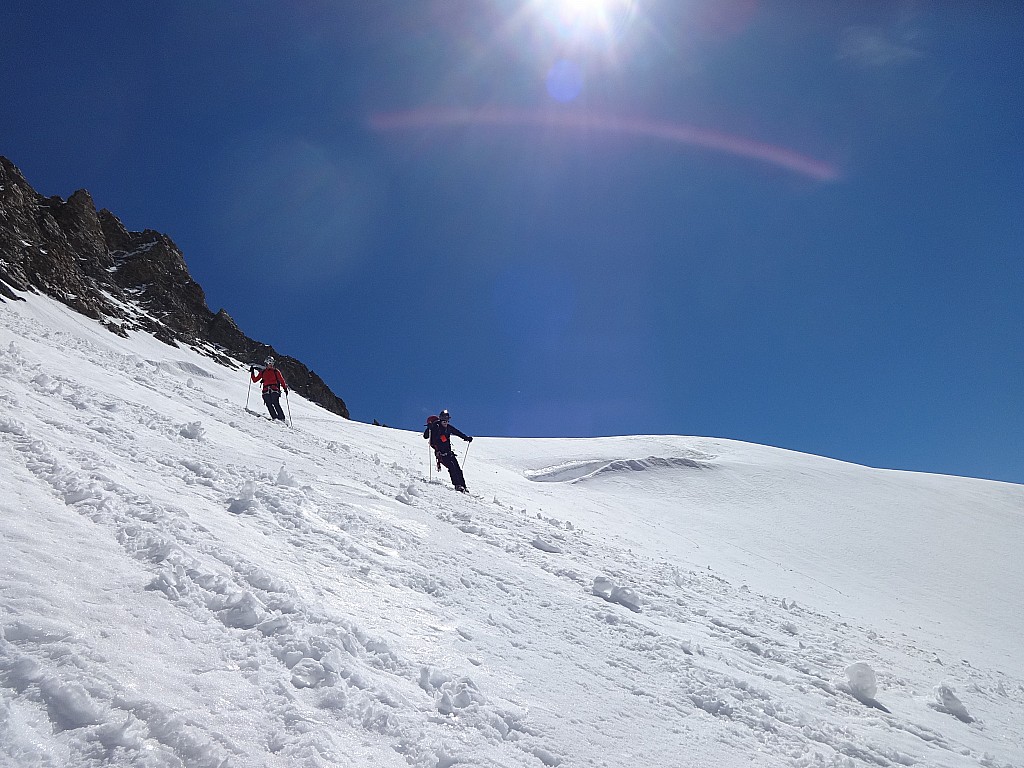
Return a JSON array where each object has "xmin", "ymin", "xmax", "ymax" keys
[{"xmin": 524, "ymin": 454, "xmax": 715, "ymax": 484}]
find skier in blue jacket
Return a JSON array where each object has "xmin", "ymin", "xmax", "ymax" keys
[{"xmin": 424, "ymin": 409, "xmax": 472, "ymax": 492}]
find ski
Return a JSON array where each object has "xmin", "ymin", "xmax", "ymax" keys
[{"xmin": 244, "ymin": 408, "xmax": 287, "ymax": 424}]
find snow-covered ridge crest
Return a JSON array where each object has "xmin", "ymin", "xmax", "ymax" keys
[
  {"xmin": 525, "ymin": 453, "xmax": 715, "ymax": 483},
  {"xmin": 1, "ymin": 292, "xmax": 1023, "ymax": 768}
]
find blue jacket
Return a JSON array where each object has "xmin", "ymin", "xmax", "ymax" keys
[{"xmin": 423, "ymin": 420, "xmax": 469, "ymax": 453}]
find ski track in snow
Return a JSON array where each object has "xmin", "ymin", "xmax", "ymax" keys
[{"xmin": 1, "ymin": 297, "xmax": 1022, "ymax": 768}]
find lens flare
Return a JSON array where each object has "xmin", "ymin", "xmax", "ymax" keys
[
  {"xmin": 369, "ymin": 107, "xmax": 839, "ymax": 181},
  {"xmin": 546, "ymin": 59, "xmax": 585, "ymax": 102}
]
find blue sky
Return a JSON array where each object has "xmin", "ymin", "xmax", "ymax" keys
[{"xmin": 2, "ymin": 1, "xmax": 1021, "ymax": 484}]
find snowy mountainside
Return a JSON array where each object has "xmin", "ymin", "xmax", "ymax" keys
[
  {"xmin": 1, "ymin": 293, "xmax": 1022, "ymax": 768},
  {"xmin": 0, "ymin": 155, "xmax": 349, "ymax": 419}
]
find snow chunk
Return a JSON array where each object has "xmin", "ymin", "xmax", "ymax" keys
[
  {"xmin": 31, "ymin": 373, "xmax": 60, "ymax": 393},
  {"xmin": 179, "ymin": 421, "xmax": 205, "ymax": 440},
  {"xmin": 316, "ymin": 688, "xmax": 348, "ymax": 711},
  {"xmin": 38, "ymin": 678, "xmax": 103, "ymax": 730},
  {"xmin": 437, "ymin": 677, "xmax": 486, "ymax": 715},
  {"xmin": 215, "ymin": 590, "xmax": 264, "ymax": 629},
  {"xmin": 3, "ymin": 656, "xmax": 44, "ymax": 690},
  {"xmin": 228, "ymin": 480, "xmax": 258, "ymax": 514},
  {"xmin": 532, "ymin": 746, "xmax": 564, "ymax": 766},
  {"xmin": 932, "ymin": 683, "xmax": 975, "ymax": 723},
  {"xmin": 592, "ymin": 576, "xmax": 642, "ymax": 612},
  {"xmin": 419, "ymin": 667, "xmax": 486, "ymax": 715},
  {"xmin": 257, "ymin": 614, "xmax": 290, "ymax": 636},
  {"xmin": 397, "ymin": 482, "xmax": 423, "ymax": 505},
  {"xmin": 845, "ymin": 661, "xmax": 877, "ymax": 699},
  {"xmin": 610, "ymin": 585, "xmax": 642, "ymax": 612},
  {"xmin": 844, "ymin": 661, "xmax": 891, "ymax": 712},
  {"xmin": 275, "ymin": 465, "xmax": 300, "ymax": 487},
  {"xmin": 291, "ymin": 658, "xmax": 330, "ymax": 689},
  {"xmin": 592, "ymin": 576, "xmax": 615, "ymax": 600},
  {"xmin": 0, "ymin": 417, "xmax": 29, "ymax": 436},
  {"xmin": 532, "ymin": 536, "xmax": 563, "ymax": 554},
  {"xmin": 147, "ymin": 565, "xmax": 187, "ymax": 600}
]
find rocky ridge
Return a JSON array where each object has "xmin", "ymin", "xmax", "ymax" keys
[{"xmin": 0, "ymin": 156, "xmax": 349, "ymax": 418}]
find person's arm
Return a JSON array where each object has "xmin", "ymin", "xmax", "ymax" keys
[
  {"xmin": 250, "ymin": 367, "xmax": 262, "ymax": 383},
  {"xmin": 450, "ymin": 425, "xmax": 471, "ymax": 442}
]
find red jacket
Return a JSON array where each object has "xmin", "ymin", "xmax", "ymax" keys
[{"xmin": 251, "ymin": 366, "xmax": 288, "ymax": 393}]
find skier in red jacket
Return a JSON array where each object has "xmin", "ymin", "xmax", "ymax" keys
[{"xmin": 250, "ymin": 357, "xmax": 288, "ymax": 421}]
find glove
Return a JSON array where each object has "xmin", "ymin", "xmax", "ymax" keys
[
  {"xmin": 467, "ymin": 436, "xmax": 473, "ymax": 442},
  {"xmin": 249, "ymin": 367, "xmax": 256, "ymax": 374}
]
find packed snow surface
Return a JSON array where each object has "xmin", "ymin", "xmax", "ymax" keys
[{"xmin": 1, "ymin": 294, "xmax": 1022, "ymax": 767}]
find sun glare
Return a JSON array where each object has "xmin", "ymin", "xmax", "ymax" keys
[{"xmin": 538, "ymin": 0, "xmax": 636, "ymax": 43}]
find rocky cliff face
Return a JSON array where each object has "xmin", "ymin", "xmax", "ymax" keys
[{"xmin": 0, "ymin": 156, "xmax": 349, "ymax": 419}]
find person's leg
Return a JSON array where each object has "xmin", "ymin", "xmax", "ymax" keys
[
  {"xmin": 441, "ymin": 453, "xmax": 466, "ymax": 490},
  {"xmin": 264, "ymin": 392, "xmax": 285, "ymax": 419},
  {"xmin": 270, "ymin": 393, "xmax": 285, "ymax": 420}
]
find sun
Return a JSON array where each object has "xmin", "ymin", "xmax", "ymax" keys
[{"xmin": 536, "ymin": 0, "xmax": 637, "ymax": 44}]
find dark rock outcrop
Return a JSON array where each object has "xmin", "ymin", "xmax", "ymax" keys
[{"xmin": 0, "ymin": 156, "xmax": 349, "ymax": 419}]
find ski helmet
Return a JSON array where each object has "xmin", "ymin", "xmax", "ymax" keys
[
  {"xmin": 439, "ymin": 409, "xmax": 450, "ymax": 421},
  {"xmin": 265, "ymin": 356, "xmax": 275, "ymax": 366}
]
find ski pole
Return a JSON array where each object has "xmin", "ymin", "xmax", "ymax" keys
[
  {"xmin": 245, "ymin": 375, "xmax": 252, "ymax": 410},
  {"xmin": 462, "ymin": 439, "xmax": 472, "ymax": 471},
  {"xmin": 285, "ymin": 390, "xmax": 293, "ymax": 428},
  {"xmin": 428, "ymin": 444, "xmax": 432, "ymax": 482}
]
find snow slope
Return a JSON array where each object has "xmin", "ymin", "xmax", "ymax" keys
[{"xmin": 1, "ymin": 293, "xmax": 1022, "ymax": 768}]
